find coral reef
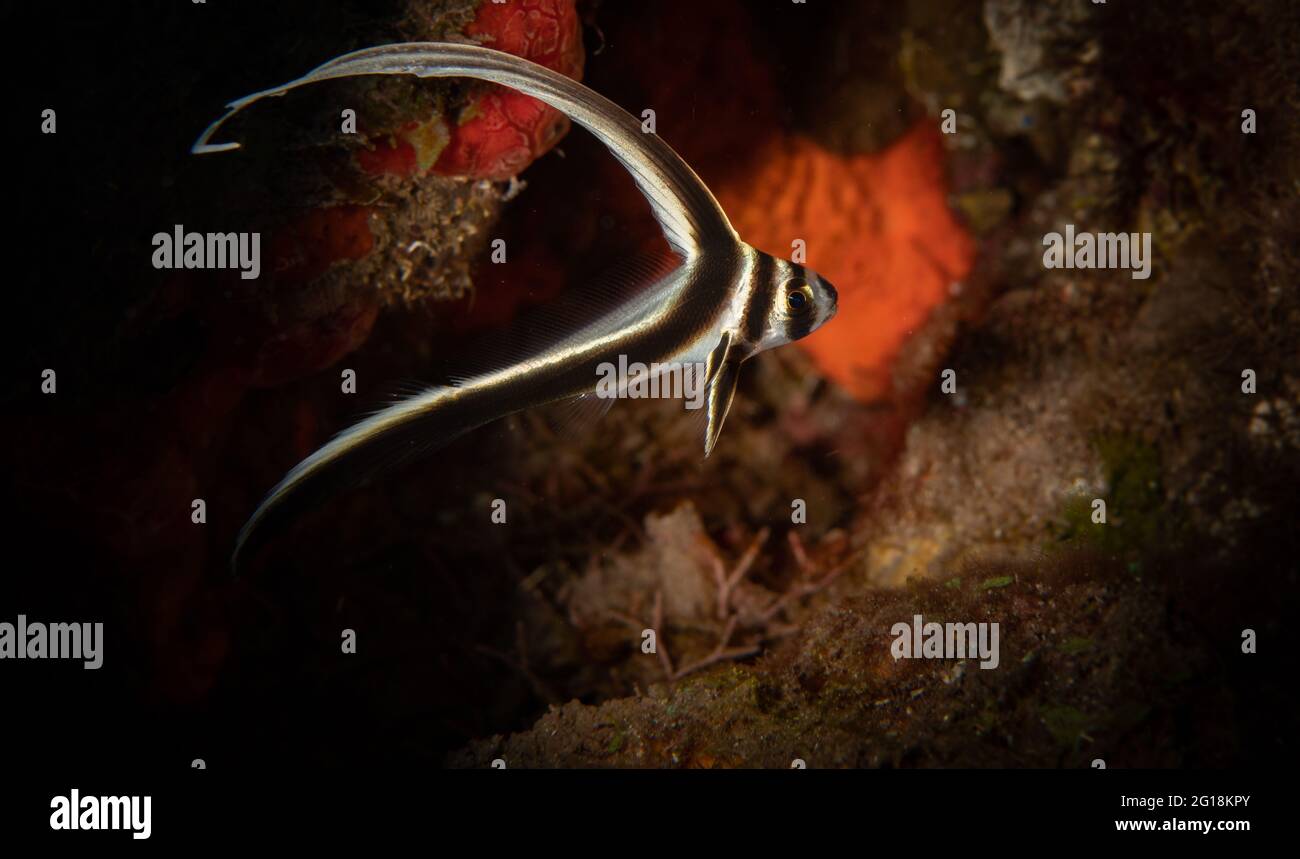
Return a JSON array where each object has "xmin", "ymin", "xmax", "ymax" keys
[
  {"xmin": 437, "ymin": 0, "xmax": 1300, "ymax": 765},
  {"xmin": 451, "ymin": 548, "xmax": 1281, "ymax": 767}
]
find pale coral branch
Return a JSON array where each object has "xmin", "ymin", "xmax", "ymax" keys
[
  {"xmin": 787, "ymin": 529, "xmax": 813, "ymax": 576},
  {"xmin": 712, "ymin": 527, "xmax": 770, "ymax": 619},
  {"xmin": 653, "ymin": 590, "xmax": 675, "ymax": 680},
  {"xmin": 671, "ymin": 615, "xmax": 760, "ymax": 680},
  {"xmin": 761, "ymin": 552, "xmax": 855, "ymax": 624}
]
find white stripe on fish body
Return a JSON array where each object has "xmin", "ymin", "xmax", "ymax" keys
[{"xmin": 728, "ymin": 246, "xmax": 761, "ymax": 346}]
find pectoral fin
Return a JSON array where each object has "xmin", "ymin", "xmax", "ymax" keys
[{"xmin": 703, "ymin": 332, "xmax": 742, "ymax": 458}]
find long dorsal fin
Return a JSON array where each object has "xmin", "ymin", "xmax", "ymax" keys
[{"xmin": 193, "ymin": 42, "xmax": 739, "ymax": 260}]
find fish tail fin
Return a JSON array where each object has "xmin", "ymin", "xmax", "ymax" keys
[{"xmin": 231, "ymin": 385, "xmax": 483, "ymax": 576}]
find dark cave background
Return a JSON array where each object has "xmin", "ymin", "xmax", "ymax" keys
[{"xmin": 3, "ymin": 0, "xmax": 1298, "ymax": 772}]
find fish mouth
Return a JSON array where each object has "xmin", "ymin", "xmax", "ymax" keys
[{"xmin": 822, "ymin": 281, "xmax": 839, "ymax": 322}]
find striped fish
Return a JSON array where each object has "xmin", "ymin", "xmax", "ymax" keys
[{"xmin": 194, "ymin": 42, "xmax": 838, "ymax": 571}]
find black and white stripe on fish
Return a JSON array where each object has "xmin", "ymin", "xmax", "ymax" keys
[{"xmin": 193, "ymin": 42, "xmax": 839, "ymax": 571}]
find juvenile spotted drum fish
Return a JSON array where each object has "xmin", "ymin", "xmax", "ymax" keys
[{"xmin": 193, "ymin": 42, "xmax": 838, "ymax": 570}]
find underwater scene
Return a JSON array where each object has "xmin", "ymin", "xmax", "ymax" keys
[{"xmin": 3, "ymin": 0, "xmax": 1296, "ymax": 841}]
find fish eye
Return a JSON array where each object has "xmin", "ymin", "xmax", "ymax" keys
[{"xmin": 785, "ymin": 279, "xmax": 813, "ymax": 314}]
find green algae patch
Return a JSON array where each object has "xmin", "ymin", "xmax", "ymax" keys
[{"xmin": 1058, "ymin": 636, "xmax": 1094, "ymax": 655}]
